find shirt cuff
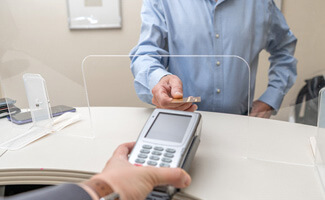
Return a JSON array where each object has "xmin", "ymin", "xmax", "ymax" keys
[
  {"xmin": 258, "ymin": 87, "xmax": 285, "ymax": 111},
  {"xmin": 148, "ymin": 68, "xmax": 172, "ymax": 93}
]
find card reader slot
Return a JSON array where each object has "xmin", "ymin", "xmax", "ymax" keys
[{"xmin": 181, "ymin": 136, "xmax": 200, "ymax": 172}]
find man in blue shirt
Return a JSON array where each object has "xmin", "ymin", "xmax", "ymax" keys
[{"xmin": 130, "ymin": 0, "xmax": 297, "ymax": 118}]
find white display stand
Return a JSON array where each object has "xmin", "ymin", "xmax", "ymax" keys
[{"xmin": 0, "ymin": 69, "xmax": 94, "ymax": 152}]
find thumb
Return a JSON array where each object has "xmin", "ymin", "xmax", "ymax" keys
[
  {"xmin": 112, "ymin": 142, "xmax": 136, "ymax": 160},
  {"xmin": 150, "ymin": 168, "xmax": 191, "ymax": 188},
  {"xmin": 169, "ymin": 76, "xmax": 183, "ymax": 99}
]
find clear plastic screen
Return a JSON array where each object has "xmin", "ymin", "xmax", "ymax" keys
[
  {"xmin": 246, "ymin": 75, "xmax": 323, "ymax": 164},
  {"xmin": 82, "ymin": 55, "xmax": 254, "ymax": 198},
  {"xmin": 315, "ymin": 88, "xmax": 325, "ymax": 192},
  {"xmin": 242, "ymin": 76, "xmax": 324, "ymax": 197},
  {"xmin": 82, "ymin": 55, "xmax": 324, "ymax": 199},
  {"xmin": 81, "ymin": 54, "xmax": 251, "ymax": 139},
  {"xmin": 242, "ymin": 85, "xmax": 322, "ymax": 199},
  {"xmin": 245, "ymin": 115, "xmax": 316, "ymax": 164},
  {"xmin": 245, "ymin": 92, "xmax": 318, "ymax": 165}
]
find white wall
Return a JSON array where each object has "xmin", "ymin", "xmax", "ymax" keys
[
  {"xmin": 1, "ymin": 0, "xmax": 324, "ymax": 121},
  {"xmin": 0, "ymin": 0, "xmax": 148, "ymax": 108}
]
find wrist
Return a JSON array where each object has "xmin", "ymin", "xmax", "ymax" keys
[
  {"xmin": 81, "ymin": 178, "xmax": 119, "ymax": 200},
  {"xmin": 80, "ymin": 183, "xmax": 99, "ymax": 200}
]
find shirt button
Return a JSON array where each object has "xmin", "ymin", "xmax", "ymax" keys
[
  {"xmin": 215, "ymin": 34, "xmax": 220, "ymax": 38},
  {"xmin": 217, "ymin": 89, "xmax": 221, "ymax": 93},
  {"xmin": 216, "ymin": 61, "xmax": 221, "ymax": 66}
]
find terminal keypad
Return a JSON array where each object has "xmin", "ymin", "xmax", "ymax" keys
[
  {"xmin": 152, "ymin": 151, "xmax": 162, "ymax": 156},
  {"xmin": 140, "ymin": 149, "xmax": 150, "ymax": 154},
  {"xmin": 134, "ymin": 144, "xmax": 176, "ymax": 167}
]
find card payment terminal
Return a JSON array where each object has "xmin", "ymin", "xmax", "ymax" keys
[{"xmin": 129, "ymin": 109, "xmax": 202, "ymax": 199}]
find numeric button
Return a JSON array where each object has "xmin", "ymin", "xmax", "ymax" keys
[
  {"xmin": 154, "ymin": 146, "xmax": 164, "ymax": 151},
  {"xmin": 164, "ymin": 153, "xmax": 174, "ymax": 158},
  {"xmin": 161, "ymin": 158, "xmax": 172, "ymax": 163},
  {"xmin": 152, "ymin": 151, "xmax": 162, "ymax": 156},
  {"xmin": 140, "ymin": 149, "xmax": 150, "ymax": 154},
  {"xmin": 138, "ymin": 154, "xmax": 148, "ymax": 159},
  {"xmin": 147, "ymin": 160, "xmax": 158, "ymax": 166},
  {"xmin": 149, "ymin": 156, "xmax": 160, "ymax": 161},
  {"xmin": 135, "ymin": 159, "xmax": 145, "ymax": 164},
  {"xmin": 160, "ymin": 163, "xmax": 170, "ymax": 167},
  {"xmin": 166, "ymin": 148, "xmax": 176, "ymax": 153},
  {"xmin": 142, "ymin": 145, "xmax": 152, "ymax": 149}
]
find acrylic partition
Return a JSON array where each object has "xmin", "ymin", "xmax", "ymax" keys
[
  {"xmin": 81, "ymin": 55, "xmax": 251, "ymax": 144},
  {"xmin": 315, "ymin": 88, "xmax": 325, "ymax": 192},
  {"xmin": 81, "ymin": 55, "xmax": 150, "ymax": 108},
  {"xmin": 245, "ymin": 94, "xmax": 319, "ymax": 164},
  {"xmin": 242, "ymin": 78, "xmax": 324, "ymax": 198},
  {"xmin": 0, "ymin": 60, "xmax": 94, "ymax": 151},
  {"xmin": 245, "ymin": 114, "xmax": 317, "ymax": 164}
]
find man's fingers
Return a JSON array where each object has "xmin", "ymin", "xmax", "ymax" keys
[
  {"xmin": 249, "ymin": 110, "xmax": 257, "ymax": 117},
  {"xmin": 155, "ymin": 101, "xmax": 195, "ymax": 111},
  {"xmin": 168, "ymin": 76, "xmax": 183, "ymax": 99},
  {"xmin": 152, "ymin": 97, "xmax": 158, "ymax": 106},
  {"xmin": 113, "ymin": 142, "xmax": 136, "ymax": 159},
  {"xmin": 185, "ymin": 104, "xmax": 198, "ymax": 112},
  {"xmin": 171, "ymin": 88, "xmax": 183, "ymax": 99},
  {"xmin": 250, "ymin": 110, "xmax": 272, "ymax": 118},
  {"xmin": 150, "ymin": 168, "xmax": 191, "ymax": 188},
  {"xmin": 155, "ymin": 91, "xmax": 191, "ymax": 109},
  {"xmin": 152, "ymin": 75, "xmax": 198, "ymax": 111},
  {"xmin": 153, "ymin": 96, "xmax": 197, "ymax": 111},
  {"xmin": 249, "ymin": 100, "xmax": 273, "ymax": 119},
  {"xmin": 249, "ymin": 105, "xmax": 258, "ymax": 116},
  {"xmin": 256, "ymin": 112, "xmax": 265, "ymax": 118},
  {"xmin": 263, "ymin": 111, "xmax": 272, "ymax": 118},
  {"xmin": 152, "ymin": 85, "xmax": 173, "ymax": 107},
  {"xmin": 171, "ymin": 102, "xmax": 193, "ymax": 110},
  {"xmin": 152, "ymin": 75, "xmax": 191, "ymax": 110}
]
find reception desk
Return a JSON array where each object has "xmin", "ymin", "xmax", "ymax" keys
[{"xmin": 0, "ymin": 107, "xmax": 324, "ymax": 199}]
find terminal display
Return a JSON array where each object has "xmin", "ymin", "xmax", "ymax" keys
[{"xmin": 145, "ymin": 113, "xmax": 191, "ymax": 143}]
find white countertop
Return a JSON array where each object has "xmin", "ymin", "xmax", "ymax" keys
[{"xmin": 0, "ymin": 107, "xmax": 324, "ymax": 199}]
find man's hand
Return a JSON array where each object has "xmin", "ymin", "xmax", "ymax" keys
[
  {"xmin": 249, "ymin": 100, "xmax": 274, "ymax": 118},
  {"xmin": 152, "ymin": 75, "xmax": 197, "ymax": 112},
  {"xmin": 91, "ymin": 142, "xmax": 191, "ymax": 200}
]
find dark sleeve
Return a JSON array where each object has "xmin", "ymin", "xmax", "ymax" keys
[{"xmin": 3, "ymin": 184, "xmax": 92, "ymax": 200}]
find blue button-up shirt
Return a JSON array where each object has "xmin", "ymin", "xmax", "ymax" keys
[{"xmin": 130, "ymin": 0, "xmax": 297, "ymax": 114}]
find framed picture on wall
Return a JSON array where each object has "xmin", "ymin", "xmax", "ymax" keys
[{"xmin": 67, "ymin": 0, "xmax": 122, "ymax": 29}]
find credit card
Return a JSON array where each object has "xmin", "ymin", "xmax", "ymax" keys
[{"xmin": 171, "ymin": 96, "xmax": 201, "ymax": 103}]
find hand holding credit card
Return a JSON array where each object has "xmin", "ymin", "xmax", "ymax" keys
[{"xmin": 171, "ymin": 96, "xmax": 201, "ymax": 103}]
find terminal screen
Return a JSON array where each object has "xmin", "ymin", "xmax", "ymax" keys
[{"xmin": 145, "ymin": 113, "xmax": 191, "ymax": 143}]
